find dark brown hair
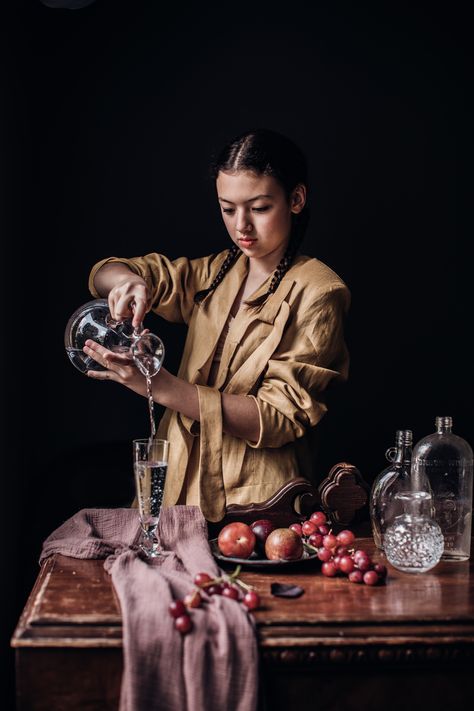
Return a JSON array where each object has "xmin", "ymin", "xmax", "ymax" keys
[{"xmin": 194, "ymin": 128, "xmax": 310, "ymax": 308}]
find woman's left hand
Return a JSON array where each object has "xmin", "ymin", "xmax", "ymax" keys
[{"xmin": 83, "ymin": 339, "xmax": 149, "ymax": 397}]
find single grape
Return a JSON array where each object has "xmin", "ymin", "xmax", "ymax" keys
[
  {"xmin": 222, "ymin": 586, "xmax": 240, "ymax": 601},
  {"xmin": 302, "ymin": 520, "xmax": 317, "ymax": 536},
  {"xmin": 355, "ymin": 556, "xmax": 372, "ymax": 572},
  {"xmin": 243, "ymin": 591, "xmax": 260, "ymax": 610},
  {"xmin": 168, "ymin": 600, "xmax": 186, "ymax": 618},
  {"xmin": 194, "ymin": 572, "xmax": 213, "ymax": 587},
  {"xmin": 363, "ymin": 571, "xmax": 380, "ymax": 586},
  {"xmin": 335, "ymin": 545, "xmax": 349, "ymax": 557},
  {"xmin": 373, "ymin": 563, "xmax": 388, "ymax": 579},
  {"xmin": 317, "ymin": 546, "xmax": 333, "ymax": 562},
  {"xmin": 310, "ymin": 511, "xmax": 327, "ymax": 526},
  {"xmin": 321, "ymin": 561, "xmax": 338, "ymax": 577},
  {"xmin": 318, "ymin": 524, "xmax": 330, "ymax": 535},
  {"xmin": 348, "ymin": 570, "xmax": 364, "ymax": 584},
  {"xmin": 353, "ymin": 550, "xmax": 372, "ymax": 570},
  {"xmin": 207, "ymin": 584, "xmax": 223, "ymax": 595},
  {"xmin": 337, "ymin": 530, "xmax": 355, "ymax": 546},
  {"xmin": 322, "ymin": 534, "xmax": 338, "ymax": 550},
  {"xmin": 175, "ymin": 614, "xmax": 193, "ymax": 634},
  {"xmin": 339, "ymin": 555, "xmax": 355, "ymax": 574},
  {"xmin": 183, "ymin": 590, "xmax": 202, "ymax": 608},
  {"xmin": 289, "ymin": 523, "xmax": 303, "ymax": 537},
  {"xmin": 308, "ymin": 533, "xmax": 323, "ymax": 548}
]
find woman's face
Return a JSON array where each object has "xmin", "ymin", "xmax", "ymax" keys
[{"xmin": 216, "ymin": 170, "xmax": 305, "ymax": 267}]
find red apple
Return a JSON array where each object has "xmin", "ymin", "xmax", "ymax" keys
[
  {"xmin": 250, "ymin": 519, "xmax": 276, "ymax": 553},
  {"xmin": 217, "ymin": 522, "xmax": 256, "ymax": 559},
  {"xmin": 264, "ymin": 528, "xmax": 304, "ymax": 561}
]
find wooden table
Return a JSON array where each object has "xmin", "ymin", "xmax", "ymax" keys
[{"xmin": 11, "ymin": 538, "xmax": 474, "ymax": 710}]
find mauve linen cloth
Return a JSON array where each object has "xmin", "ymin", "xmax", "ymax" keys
[{"xmin": 40, "ymin": 506, "xmax": 259, "ymax": 711}]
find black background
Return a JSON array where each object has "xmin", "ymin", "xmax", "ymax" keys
[{"xmin": 1, "ymin": 1, "xmax": 473, "ymax": 707}]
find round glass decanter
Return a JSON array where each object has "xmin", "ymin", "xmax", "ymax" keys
[
  {"xmin": 370, "ymin": 430, "xmax": 414, "ymax": 550},
  {"xmin": 384, "ymin": 491, "xmax": 444, "ymax": 574},
  {"xmin": 64, "ymin": 298, "xmax": 165, "ymax": 377}
]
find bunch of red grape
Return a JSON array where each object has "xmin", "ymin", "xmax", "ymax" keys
[
  {"xmin": 290, "ymin": 511, "xmax": 387, "ymax": 585},
  {"xmin": 168, "ymin": 568, "xmax": 260, "ymax": 634}
]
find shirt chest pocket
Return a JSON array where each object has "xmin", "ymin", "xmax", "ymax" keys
[
  {"xmin": 235, "ymin": 319, "xmax": 275, "ymax": 354},
  {"xmin": 223, "ymin": 299, "xmax": 293, "ymax": 395}
]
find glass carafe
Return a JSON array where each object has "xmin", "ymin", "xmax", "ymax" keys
[
  {"xmin": 384, "ymin": 491, "xmax": 444, "ymax": 573},
  {"xmin": 64, "ymin": 298, "xmax": 165, "ymax": 377}
]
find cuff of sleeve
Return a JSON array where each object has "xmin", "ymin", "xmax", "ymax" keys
[
  {"xmin": 244, "ymin": 395, "xmax": 265, "ymax": 449},
  {"xmin": 245, "ymin": 395, "xmax": 316, "ymax": 449}
]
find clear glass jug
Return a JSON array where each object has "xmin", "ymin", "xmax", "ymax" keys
[
  {"xmin": 412, "ymin": 416, "xmax": 473, "ymax": 561},
  {"xmin": 64, "ymin": 298, "xmax": 165, "ymax": 377}
]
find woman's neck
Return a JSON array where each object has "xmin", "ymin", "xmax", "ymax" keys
[{"xmin": 247, "ymin": 243, "xmax": 288, "ymax": 281}]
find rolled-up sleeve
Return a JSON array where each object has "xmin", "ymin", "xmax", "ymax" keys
[
  {"xmin": 88, "ymin": 252, "xmax": 226, "ymax": 325},
  {"xmin": 246, "ymin": 286, "xmax": 350, "ymax": 449}
]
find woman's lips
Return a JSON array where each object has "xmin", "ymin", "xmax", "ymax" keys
[{"xmin": 238, "ymin": 238, "xmax": 257, "ymax": 247}]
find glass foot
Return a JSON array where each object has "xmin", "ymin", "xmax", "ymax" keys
[{"xmin": 138, "ymin": 532, "xmax": 162, "ymax": 558}]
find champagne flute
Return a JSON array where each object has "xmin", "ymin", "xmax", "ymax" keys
[{"xmin": 133, "ymin": 438, "xmax": 170, "ymax": 558}]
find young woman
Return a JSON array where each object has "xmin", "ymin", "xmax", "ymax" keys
[{"xmin": 84, "ymin": 129, "xmax": 350, "ymax": 522}]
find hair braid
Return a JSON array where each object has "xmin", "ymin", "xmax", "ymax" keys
[{"xmin": 194, "ymin": 245, "xmax": 240, "ymax": 304}]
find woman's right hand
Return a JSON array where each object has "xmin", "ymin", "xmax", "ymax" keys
[{"xmin": 108, "ymin": 273, "xmax": 151, "ymax": 328}]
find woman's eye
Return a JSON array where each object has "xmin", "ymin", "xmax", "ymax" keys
[{"xmin": 221, "ymin": 205, "xmax": 270, "ymax": 215}]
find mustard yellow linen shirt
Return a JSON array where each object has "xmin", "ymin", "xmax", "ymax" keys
[{"xmin": 88, "ymin": 250, "xmax": 350, "ymax": 522}]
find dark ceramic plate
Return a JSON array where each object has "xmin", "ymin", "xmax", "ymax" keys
[{"xmin": 209, "ymin": 539, "xmax": 319, "ymax": 569}]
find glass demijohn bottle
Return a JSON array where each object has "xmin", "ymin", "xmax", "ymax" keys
[
  {"xmin": 411, "ymin": 417, "xmax": 473, "ymax": 561},
  {"xmin": 370, "ymin": 430, "xmax": 415, "ymax": 550}
]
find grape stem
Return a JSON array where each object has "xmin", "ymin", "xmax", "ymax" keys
[
  {"xmin": 226, "ymin": 565, "xmax": 256, "ymax": 591},
  {"xmin": 187, "ymin": 590, "xmax": 200, "ymax": 604},
  {"xmin": 195, "ymin": 565, "xmax": 255, "ymax": 592},
  {"xmin": 231, "ymin": 577, "xmax": 255, "ymax": 593}
]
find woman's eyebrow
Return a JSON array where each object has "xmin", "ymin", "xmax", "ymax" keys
[{"xmin": 218, "ymin": 194, "xmax": 273, "ymax": 204}]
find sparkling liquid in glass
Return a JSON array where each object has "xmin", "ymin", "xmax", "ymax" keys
[{"xmin": 134, "ymin": 460, "xmax": 168, "ymax": 537}]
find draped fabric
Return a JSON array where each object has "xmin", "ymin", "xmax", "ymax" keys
[{"xmin": 40, "ymin": 506, "xmax": 259, "ymax": 711}]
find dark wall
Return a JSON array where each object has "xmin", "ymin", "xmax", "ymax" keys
[{"xmin": 2, "ymin": 1, "xmax": 473, "ymax": 707}]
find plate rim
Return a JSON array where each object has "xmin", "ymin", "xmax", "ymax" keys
[{"xmin": 209, "ymin": 537, "xmax": 318, "ymax": 568}]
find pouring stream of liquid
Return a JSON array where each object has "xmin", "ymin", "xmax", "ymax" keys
[{"xmin": 146, "ymin": 374, "xmax": 156, "ymax": 438}]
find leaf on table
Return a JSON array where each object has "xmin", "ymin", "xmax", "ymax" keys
[{"xmin": 270, "ymin": 582, "xmax": 305, "ymax": 598}]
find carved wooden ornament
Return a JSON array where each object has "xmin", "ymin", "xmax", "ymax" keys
[{"xmin": 318, "ymin": 462, "xmax": 369, "ymax": 525}]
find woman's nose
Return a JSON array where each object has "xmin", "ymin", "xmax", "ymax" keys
[{"xmin": 236, "ymin": 210, "xmax": 253, "ymax": 234}]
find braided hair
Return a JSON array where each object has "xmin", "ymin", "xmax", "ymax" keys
[
  {"xmin": 194, "ymin": 244, "xmax": 240, "ymax": 304},
  {"xmin": 194, "ymin": 128, "xmax": 310, "ymax": 308}
]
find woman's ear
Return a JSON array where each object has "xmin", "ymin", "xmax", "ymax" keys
[{"xmin": 290, "ymin": 184, "xmax": 307, "ymax": 214}]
